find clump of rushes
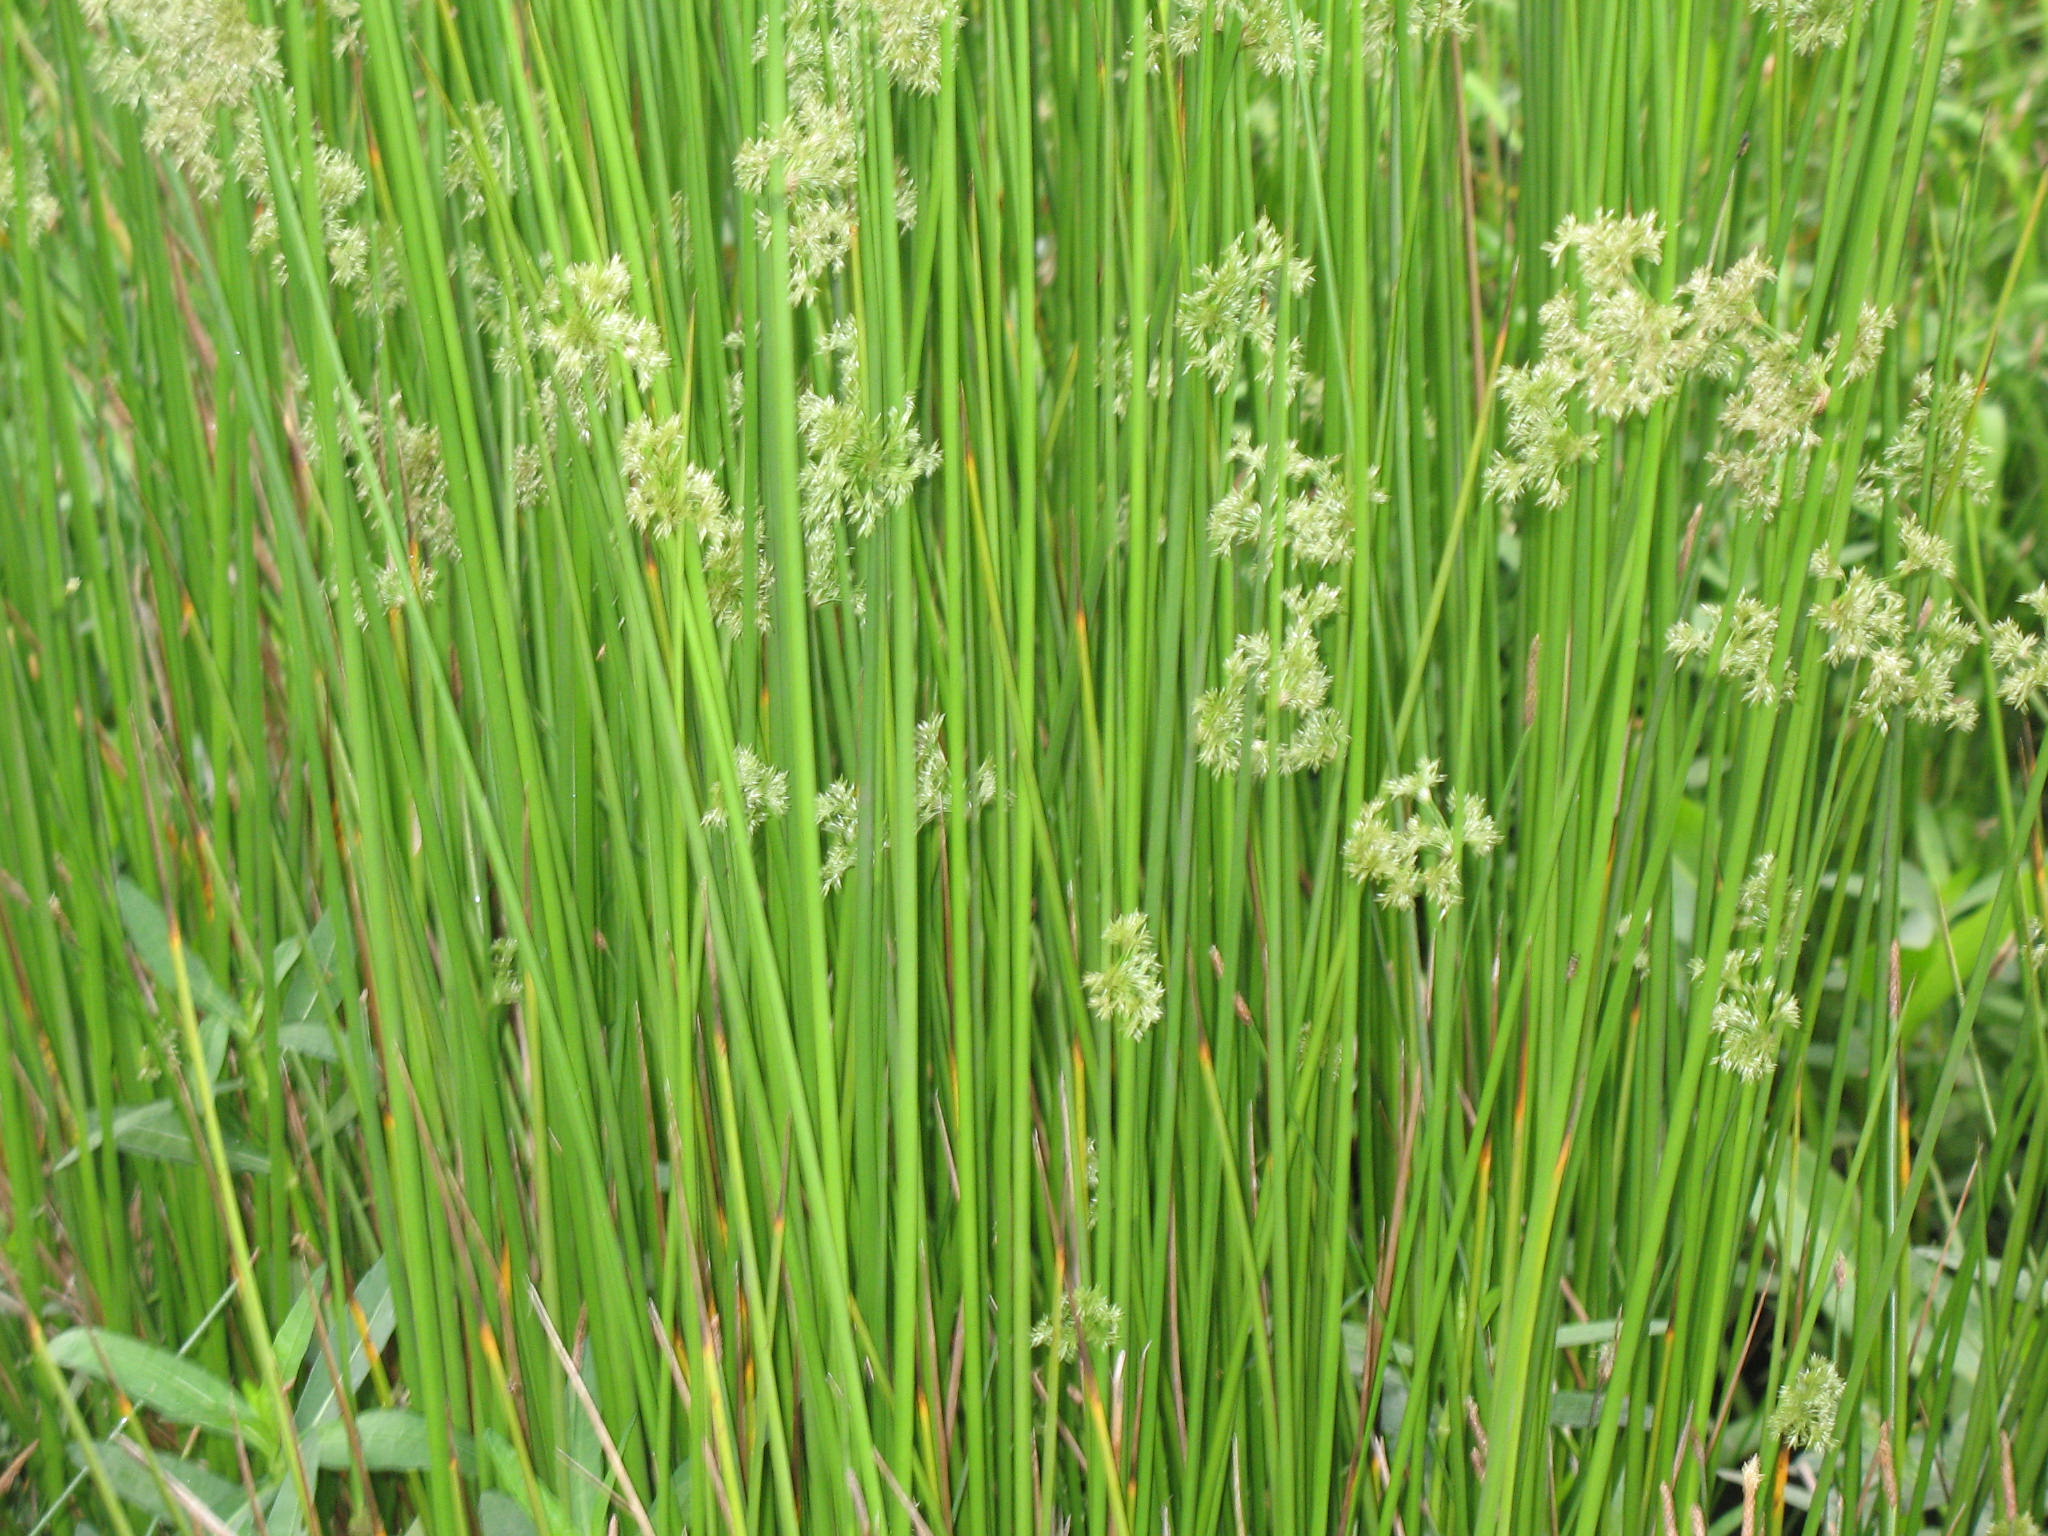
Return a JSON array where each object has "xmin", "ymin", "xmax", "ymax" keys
[
  {"xmin": 1343, "ymin": 761, "xmax": 1502, "ymax": 912},
  {"xmin": 1768, "ymin": 1354, "xmax": 1848, "ymax": 1451},
  {"xmin": 1031, "ymin": 1284, "xmax": 1124, "ymax": 1362},
  {"xmin": 1083, "ymin": 912, "xmax": 1165, "ymax": 1041}
]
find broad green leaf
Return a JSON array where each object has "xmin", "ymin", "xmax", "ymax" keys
[
  {"xmin": 117, "ymin": 877, "xmax": 242, "ymax": 1027},
  {"xmin": 294, "ymin": 1259, "xmax": 395, "ymax": 1431},
  {"xmin": 46, "ymin": 1330, "xmax": 271, "ymax": 1457},
  {"xmin": 271, "ymin": 1266, "xmax": 328, "ymax": 1380},
  {"xmin": 309, "ymin": 1410, "xmax": 472, "ymax": 1473},
  {"xmin": 477, "ymin": 1491, "xmax": 541, "ymax": 1536},
  {"xmin": 56, "ymin": 1099, "xmax": 271, "ymax": 1176},
  {"xmin": 75, "ymin": 1438, "xmax": 250, "ymax": 1531}
]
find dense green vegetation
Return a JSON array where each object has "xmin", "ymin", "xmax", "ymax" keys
[{"xmin": 3, "ymin": 0, "xmax": 2047, "ymax": 1531}]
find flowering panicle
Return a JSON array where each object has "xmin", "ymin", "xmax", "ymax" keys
[
  {"xmin": 702, "ymin": 747, "xmax": 791, "ymax": 833},
  {"xmin": 1178, "ymin": 217, "xmax": 1313, "ymax": 394},
  {"xmin": 1166, "ymin": 0, "xmax": 1325, "ymax": 77},
  {"xmin": 1666, "ymin": 593, "xmax": 1795, "ymax": 708},
  {"xmin": 1491, "ymin": 212, "xmax": 1891, "ymax": 519},
  {"xmin": 86, "ymin": 0, "xmax": 281, "ymax": 197},
  {"xmin": 345, "ymin": 394, "xmax": 457, "ymax": 569},
  {"xmin": 1207, "ymin": 439, "xmax": 1367, "ymax": 569},
  {"xmin": 622, "ymin": 415, "xmax": 727, "ymax": 539},
  {"xmin": 1083, "ymin": 912, "xmax": 1165, "ymax": 1041},
  {"xmin": 1, "ymin": 143, "xmax": 61, "ymax": 243},
  {"xmin": 1359, "ymin": 0, "xmax": 1472, "ymax": 70},
  {"xmin": 1860, "ymin": 369, "xmax": 1993, "ymax": 515},
  {"xmin": 796, "ymin": 378, "xmax": 940, "ymax": 604},
  {"xmin": 1032, "ymin": 1284, "xmax": 1123, "ymax": 1362},
  {"xmin": 445, "ymin": 102, "xmax": 519, "ymax": 221},
  {"xmin": 873, "ymin": 0, "xmax": 962, "ymax": 93},
  {"xmin": 1750, "ymin": 0, "xmax": 1870, "ymax": 54},
  {"xmin": 527, "ymin": 257, "xmax": 669, "ymax": 437},
  {"xmin": 816, "ymin": 779, "xmax": 861, "ymax": 893},
  {"xmin": 1193, "ymin": 586, "xmax": 1350, "ymax": 778},
  {"xmin": 1804, "ymin": 534, "xmax": 1978, "ymax": 732},
  {"xmin": 735, "ymin": 95, "xmax": 861, "ymax": 305},
  {"xmin": 1342, "ymin": 761, "xmax": 1501, "ymax": 913},
  {"xmin": 914, "ymin": 714, "xmax": 997, "ymax": 828},
  {"xmin": 1767, "ymin": 1354, "xmax": 1846, "ymax": 1450}
]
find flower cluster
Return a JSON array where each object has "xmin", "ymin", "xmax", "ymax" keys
[
  {"xmin": 1750, "ymin": 0, "xmax": 1869, "ymax": 54},
  {"xmin": 86, "ymin": 0, "xmax": 281, "ymax": 197},
  {"xmin": 445, "ymin": 102, "xmax": 520, "ymax": 222},
  {"xmin": 1358, "ymin": 0, "xmax": 1472, "ymax": 70},
  {"xmin": 873, "ymin": 0, "xmax": 962, "ymax": 93},
  {"xmin": 1708, "ymin": 966, "xmax": 1802, "ymax": 1083},
  {"xmin": 796, "ymin": 377, "xmax": 940, "ymax": 604},
  {"xmin": 702, "ymin": 746, "xmax": 791, "ymax": 834},
  {"xmin": 526, "ymin": 257, "xmax": 668, "ymax": 437},
  {"xmin": 1859, "ymin": 369, "xmax": 1993, "ymax": 515},
  {"xmin": 1207, "ymin": 436, "xmax": 1370, "ymax": 569},
  {"xmin": 1083, "ymin": 912, "xmax": 1165, "ymax": 1042},
  {"xmin": 1178, "ymin": 216, "xmax": 1313, "ymax": 394},
  {"xmin": 1166, "ymin": 0, "xmax": 1326, "ymax": 77},
  {"xmin": 1988, "ymin": 586, "xmax": 2048, "ymax": 714},
  {"xmin": 1342, "ymin": 761, "xmax": 1502, "ymax": 913},
  {"xmin": 344, "ymin": 393, "xmax": 458, "ymax": 581},
  {"xmin": 914, "ymin": 715, "xmax": 997, "ymax": 828},
  {"xmin": 1767, "ymin": 1353, "xmax": 1847, "ymax": 1451},
  {"xmin": 1193, "ymin": 584, "xmax": 1350, "ymax": 778},
  {"xmin": 816, "ymin": 779, "xmax": 861, "ymax": 893},
  {"xmin": 1031, "ymin": 1283, "xmax": 1124, "ymax": 1363},
  {"xmin": 621, "ymin": 415, "xmax": 727, "ymax": 539},
  {"xmin": 1666, "ymin": 592, "xmax": 1796, "ymax": 709},
  {"xmin": 1489, "ymin": 210, "xmax": 1892, "ymax": 517},
  {"xmin": 1806, "ymin": 537, "xmax": 1977, "ymax": 732},
  {"xmin": 1, "ymin": 143, "xmax": 60, "ymax": 243}
]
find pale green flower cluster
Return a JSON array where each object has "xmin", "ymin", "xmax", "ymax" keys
[
  {"xmin": 796, "ymin": 376, "xmax": 940, "ymax": 604},
  {"xmin": 1206, "ymin": 435, "xmax": 1371, "ymax": 570},
  {"xmin": 816, "ymin": 780, "xmax": 861, "ymax": 893},
  {"xmin": 0, "ymin": 143, "xmax": 60, "ymax": 243},
  {"xmin": 1177, "ymin": 216, "xmax": 1313, "ymax": 394},
  {"xmin": 1083, "ymin": 912, "xmax": 1165, "ymax": 1042},
  {"xmin": 1767, "ymin": 1353, "xmax": 1846, "ymax": 1451},
  {"xmin": 1031, "ymin": 1283, "xmax": 1123, "ymax": 1363},
  {"xmin": 527, "ymin": 257, "xmax": 669, "ymax": 437},
  {"xmin": 86, "ymin": 0, "xmax": 281, "ymax": 197},
  {"xmin": 702, "ymin": 747, "xmax": 791, "ymax": 834},
  {"xmin": 873, "ymin": 0, "xmax": 962, "ymax": 94},
  {"xmin": 1988, "ymin": 586, "xmax": 2048, "ymax": 714},
  {"xmin": 445, "ymin": 102, "xmax": 520, "ymax": 223},
  {"xmin": 1708, "ymin": 964, "xmax": 1802, "ymax": 1083},
  {"xmin": 1193, "ymin": 585, "xmax": 1350, "ymax": 778},
  {"xmin": 1858, "ymin": 369, "xmax": 1994, "ymax": 515},
  {"xmin": 1166, "ymin": 0, "xmax": 1325, "ymax": 77},
  {"xmin": 914, "ymin": 715, "xmax": 996, "ymax": 828},
  {"xmin": 1749, "ymin": 0, "xmax": 1868, "ymax": 55},
  {"xmin": 1666, "ymin": 593, "xmax": 1795, "ymax": 709},
  {"xmin": 345, "ymin": 393, "xmax": 458, "ymax": 576},
  {"xmin": 621, "ymin": 415, "xmax": 727, "ymax": 539},
  {"xmin": 1806, "ymin": 534, "xmax": 1977, "ymax": 733},
  {"xmin": 1489, "ymin": 210, "xmax": 1893, "ymax": 517},
  {"xmin": 1359, "ymin": 0, "xmax": 1472, "ymax": 70},
  {"xmin": 1342, "ymin": 760, "xmax": 1502, "ymax": 913}
]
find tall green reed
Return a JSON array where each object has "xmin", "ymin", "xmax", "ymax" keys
[{"xmin": 3, "ymin": 0, "xmax": 2046, "ymax": 1532}]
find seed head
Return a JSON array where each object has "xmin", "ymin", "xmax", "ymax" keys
[
  {"xmin": 1767, "ymin": 1353, "xmax": 1847, "ymax": 1451},
  {"xmin": 1083, "ymin": 912, "xmax": 1165, "ymax": 1042}
]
